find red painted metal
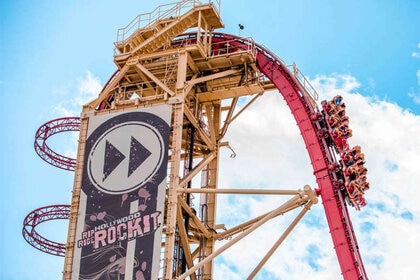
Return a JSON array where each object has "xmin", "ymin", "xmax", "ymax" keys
[
  {"xmin": 98, "ymin": 69, "xmax": 119, "ymax": 110},
  {"xmin": 253, "ymin": 36, "xmax": 367, "ymax": 279},
  {"xmin": 22, "ymin": 204, "xmax": 70, "ymax": 257},
  {"xmin": 34, "ymin": 117, "xmax": 80, "ymax": 171}
]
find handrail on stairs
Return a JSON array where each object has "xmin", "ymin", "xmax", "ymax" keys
[{"xmin": 115, "ymin": 0, "xmax": 221, "ymax": 45}]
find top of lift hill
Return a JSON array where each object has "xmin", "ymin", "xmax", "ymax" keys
[{"xmin": 114, "ymin": 0, "xmax": 223, "ymax": 59}]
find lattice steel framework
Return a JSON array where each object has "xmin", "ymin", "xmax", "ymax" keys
[
  {"xmin": 22, "ymin": 205, "xmax": 70, "ymax": 257},
  {"xmin": 34, "ymin": 117, "xmax": 80, "ymax": 171}
]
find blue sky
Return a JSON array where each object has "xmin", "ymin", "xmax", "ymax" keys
[{"xmin": 1, "ymin": 0, "xmax": 419, "ymax": 279}]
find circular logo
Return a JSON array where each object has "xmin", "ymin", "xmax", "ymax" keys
[{"xmin": 85, "ymin": 113, "xmax": 168, "ymax": 195}]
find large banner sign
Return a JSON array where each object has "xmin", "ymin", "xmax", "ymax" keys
[{"xmin": 72, "ymin": 105, "xmax": 171, "ymax": 280}]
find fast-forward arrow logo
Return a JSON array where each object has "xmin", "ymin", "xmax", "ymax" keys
[
  {"xmin": 128, "ymin": 136, "xmax": 152, "ymax": 177},
  {"xmin": 103, "ymin": 137, "xmax": 152, "ymax": 182},
  {"xmin": 103, "ymin": 140, "xmax": 125, "ymax": 181},
  {"xmin": 87, "ymin": 120, "xmax": 165, "ymax": 195}
]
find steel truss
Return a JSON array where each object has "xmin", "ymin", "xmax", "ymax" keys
[
  {"xmin": 22, "ymin": 204, "xmax": 70, "ymax": 256},
  {"xmin": 176, "ymin": 186, "xmax": 318, "ymax": 279},
  {"xmin": 34, "ymin": 117, "xmax": 80, "ymax": 171}
]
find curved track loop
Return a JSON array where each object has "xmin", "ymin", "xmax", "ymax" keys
[
  {"xmin": 255, "ymin": 48, "xmax": 367, "ymax": 280},
  {"xmin": 22, "ymin": 204, "xmax": 70, "ymax": 257},
  {"xmin": 97, "ymin": 33, "xmax": 368, "ymax": 279},
  {"xmin": 34, "ymin": 117, "xmax": 80, "ymax": 171},
  {"xmin": 98, "ymin": 69, "xmax": 119, "ymax": 111}
]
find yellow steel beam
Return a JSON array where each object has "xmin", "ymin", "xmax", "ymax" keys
[
  {"xmin": 86, "ymin": 64, "xmax": 130, "ymax": 109},
  {"xmin": 183, "ymin": 104, "xmax": 215, "ymax": 150},
  {"xmin": 176, "ymin": 205, "xmax": 197, "ymax": 280},
  {"xmin": 178, "ymin": 196, "xmax": 212, "ymax": 239},
  {"xmin": 178, "ymin": 152, "xmax": 217, "ymax": 189},
  {"xmin": 176, "ymin": 191, "xmax": 312, "ymax": 280},
  {"xmin": 248, "ymin": 190, "xmax": 317, "ymax": 279},
  {"xmin": 135, "ymin": 63, "xmax": 176, "ymax": 96}
]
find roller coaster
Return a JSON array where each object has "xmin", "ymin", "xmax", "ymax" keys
[{"xmin": 23, "ymin": 1, "xmax": 370, "ymax": 279}]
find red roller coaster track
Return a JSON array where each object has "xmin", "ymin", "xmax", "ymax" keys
[
  {"xmin": 25, "ymin": 119, "xmax": 79, "ymax": 258},
  {"xmin": 22, "ymin": 204, "xmax": 70, "ymax": 257},
  {"xmin": 34, "ymin": 117, "xmax": 80, "ymax": 171}
]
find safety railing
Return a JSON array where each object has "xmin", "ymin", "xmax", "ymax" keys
[
  {"xmin": 287, "ymin": 63, "xmax": 319, "ymax": 102},
  {"xmin": 116, "ymin": 0, "xmax": 221, "ymax": 45},
  {"xmin": 210, "ymin": 37, "xmax": 257, "ymax": 58},
  {"xmin": 253, "ymin": 42, "xmax": 318, "ymax": 103}
]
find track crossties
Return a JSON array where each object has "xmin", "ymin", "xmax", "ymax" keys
[
  {"xmin": 22, "ymin": 204, "xmax": 70, "ymax": 257},
  {"xmin": 34, "ymin": 117, "xmax": 80, "ymax": 171}
]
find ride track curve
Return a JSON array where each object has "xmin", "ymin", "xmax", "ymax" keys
[
  {"xmin": 22, "ymin": 204, "xmax": 70, "ymax": 257},
  {"xmin": 34, "ymin": 117, "xmax": 81, "ymax": 171},
  {"xmin": 23, "ymin": 118, "xmax": 79, "ymax": 258},
  {"xmin": 95, "ymin": 32, "xmax": 368, "ymax": 279}
]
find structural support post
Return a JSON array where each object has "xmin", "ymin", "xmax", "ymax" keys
[
  {"xmin": 177, "ymin": 187, "xmax": 316, "ymax": 280},
  {"xmin": 164, "ymin": 101, "xmax": 184, "ymax": 280},
  {"xmin": 62, "ymin": 116, "xmax": 89, "ymax": 280},
  {"xmin": 200, "ymin": 103, "xmax": 220, "ymax": 280},
  {"xmin": 164, "ymin": 49, "xmax": 189, "ymax": 279},
  {"xmin": 247, "ymin": 186, "xmax": 317, "ymax": 279}
]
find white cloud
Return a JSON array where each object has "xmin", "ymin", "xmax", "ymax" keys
[
  {"xmin": 209, "ymin": 73, "xmax": 420, "ymax": 279},
  {"xmin": 52, "ymin": 71, "xmax": 102, "ymax": 117},
  {"xmin": 411, "ymin": 42, "xmax": 420, "ymax": 59},
  {"xmin": 75, "ymin": 71, "xmax": 102, "ymax": 107},
  {"xmin": 51, "ymin": 103, "xmax": 76, "ymax": 117},
  {"xmin": 418, "ymin": 69, "xmax": 420, "ymax": 87},
  {"xmin": 49, "ymin": 71, "xmax": 102, "ymax": 162},
  {"xmin": 409, "ymin": 44, "xmax": 420, "ymax": 103},
  {"xmin": 408, "ymin": 70, "xmax": 420, "ymax": 104}
]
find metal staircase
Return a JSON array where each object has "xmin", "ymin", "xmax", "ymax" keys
[{"xmin": 114, "ymin": 0, "xmax": 223, "ymax": 61}]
